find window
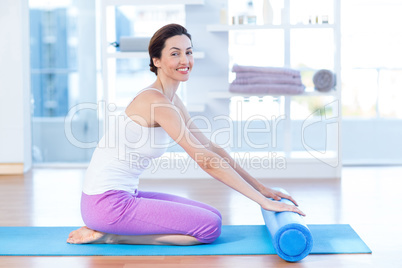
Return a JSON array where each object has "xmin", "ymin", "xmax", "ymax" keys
[
  {"xmin": 30, "ymin": 1, "xmax": 78, "ymax": 117},
  {"xmin": 341, "ymin": 0, "xmax": 402, "ymax": 119},
  {"xmin": 29, "ymin": 1, "xmax": 188, "ymax": 162}
]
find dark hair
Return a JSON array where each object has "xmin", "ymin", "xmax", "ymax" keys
[{"xmin": 148, "ymin": 24, "xmax": 192, "ymax": 75}]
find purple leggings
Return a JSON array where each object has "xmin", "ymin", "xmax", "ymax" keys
[{"xmin": 81, "ymin": 190, "xmax": 222, "ymax": 244}]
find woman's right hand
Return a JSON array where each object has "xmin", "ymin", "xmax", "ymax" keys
[{"xmin": 262, "ymin": 199, "xmax": 306, "ymax": 217}]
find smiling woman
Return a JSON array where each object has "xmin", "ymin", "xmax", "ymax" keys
[
  {"xmin": 148, "ymin": 24, "xmax": 193, "ymax": 74},
  {"xmin": 67, "ymin": 23, "xmax": 304, "ymax": 247},
  {"xmin": 148, "ymin": 24, "xmax": 194, "ymax": 98}
]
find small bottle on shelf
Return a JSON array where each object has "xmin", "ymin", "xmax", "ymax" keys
[
  {"xmin": 247, "ymin": 1, "xmax": 257, "ymax": 25},
  {"xmin": 262, "ymin": 0, "xmax": 273, "ymax": 25},
  {"xmin": 238, "ymin": 14, "xmax": 246, "ymax": 25},
  {"xmin": 220, "ymin": 3, "xmax": 228, "ymax": 25}
]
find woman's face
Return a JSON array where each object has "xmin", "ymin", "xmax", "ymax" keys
[{"xmin": 153, "ymin": 34, "xmax": 194, "ymax": 82}]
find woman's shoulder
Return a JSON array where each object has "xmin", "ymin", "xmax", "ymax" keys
[
  {"xmin": 137, "ymin": 87, "xmax": 168, "ymax": 100},
  {"xmin": 125, "ymin": 89, "xmax": 172, "ymax": 128},
  {"xmin": 127, "ymin": 88, "xmax": 169, "ymax": 109}
]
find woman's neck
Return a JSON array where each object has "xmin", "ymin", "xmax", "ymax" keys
[{"xmin": 151, "ymin": 75, "xmax": 179, "ymax": 102}]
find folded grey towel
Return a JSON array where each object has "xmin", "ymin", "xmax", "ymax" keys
[
  {"xmin": 232, "ymin": 64, "xmax": 301, "ymax": 77},
  {"xmin": 313, "ymin": 69, "xmax": 336, "ymax": 92},
  {"xmin": 233, "ymin": 76, "xmax": 303, "ymax": 86},
  {"xmin": 229, "ymin": 84, "xmax": 305, "ymax": 95},
  {"xmin": 119, "ymin": 37, "xmax": 150, "ymax": 52},
  {"xmin": 235, "ymin": 72, "xmax": 301, "ymax": 79}
]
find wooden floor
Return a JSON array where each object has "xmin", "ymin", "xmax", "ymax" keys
[{"xmin": 1, "ymin": 166, "xmax": 402, "ymax": 267}]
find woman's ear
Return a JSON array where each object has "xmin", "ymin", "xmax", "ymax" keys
[{"xmin": 153, "ymin": 58, "xmax": 161, "ymax": 68}]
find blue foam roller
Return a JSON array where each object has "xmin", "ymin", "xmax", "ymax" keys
[{"xmin": 261, "ymin": 188, "xmax": 313, "ymax": 262}]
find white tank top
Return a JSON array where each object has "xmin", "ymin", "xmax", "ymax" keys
[{"xmin": 82, "ymin": 88, "xmax": 171, "ymax": 195}]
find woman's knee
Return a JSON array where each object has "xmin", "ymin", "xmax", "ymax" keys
[
  {"xmin": 195, "ymin": 214, "xmax": 222, "ymax": 244},
  {"xmin": 213, "ymin": 208, "xmax": 222, "ymax": 220}
]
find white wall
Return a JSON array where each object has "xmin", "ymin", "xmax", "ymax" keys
[
  {"xmin": 342, "ymin": 119, "xmax": 402, "ymax": 165},
  {"xmin": 0, "ymin": 0, "xmax": 32, "ymax": 173}
]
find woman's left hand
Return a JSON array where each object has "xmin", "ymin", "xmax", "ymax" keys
[{"xmin": 260, "ymin": 187, "xmax": 299, "ymax": 206}]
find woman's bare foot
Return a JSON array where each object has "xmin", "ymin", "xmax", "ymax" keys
[
  {"xmin": 67, "ymin": 226, "xmax": 113, "ymax": 244},
  {"xmin": 67, "ymin": 227, "xmax": 201, "ymax": 246}
]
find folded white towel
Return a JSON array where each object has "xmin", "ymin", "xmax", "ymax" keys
[{"xmin": 313, "ymin": 69, "xmax": 336, "ymax": 92}]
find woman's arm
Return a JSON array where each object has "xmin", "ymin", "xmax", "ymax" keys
[
  {"xmin": 157, "ymin": 94, "xmax": 304, "ymax": 215},
  {"xmin": 172, "ymin": 95, "xmax": 299, "ymax": 206},
  {"xmin": 205, "ymin": 143, "xmax": 299, "ymax": 205}
]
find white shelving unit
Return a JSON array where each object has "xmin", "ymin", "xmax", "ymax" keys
[
  {"xmin": 208, "ymin": 89, "xmax": 338, "ymax": 99},
  {"xmin": 204, "ymin": 0, "xmax": 342, "ymax": 179},
  {"xmin": 98, "ymin": 0, "xmax": 341, "ymax": 179},
  {"xmin": 102, "ymin": 0, "xmax": 204, "ymax": 6},
  {"xmin": 207, "ymin": 23, "xmax": 335, "ymax": 32}
]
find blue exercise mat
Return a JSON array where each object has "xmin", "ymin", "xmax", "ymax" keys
[{"xmin": 0, "ymin": 225, "xmax": 371, "ymax": 256}]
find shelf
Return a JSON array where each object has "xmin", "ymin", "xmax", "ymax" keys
[
  {"xmin": 104, "ymin": 0, "xmax": 204, "ymax": 6},
  {"xmin": 112, "ymin": 103, "xmax": 205, "ymax": 114},
  {"xmin": 159, "ymin": 151, "xmax": 338, "ymax": 162},
  {"xmin": 107, "ymin": 51, "xmax": 205, "ymax": 59},
  {"xmin": 230, "ymin": 151, "xmax": 338, "ymax": 164},
  {"xmin": 207, "ymin": 23, "xmax": 335, "ymax": 32},
  {"xmin": 208, "ymin": 90, "xmax": 338, "ymax": 99},
  {"xmin": 139, "ymin": 150, "xmax": 339, "ymax": 179}
]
